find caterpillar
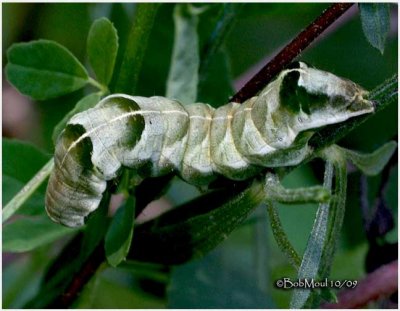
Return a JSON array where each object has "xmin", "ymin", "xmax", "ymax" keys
[{"xmin": 45, "ymin": 62, "xmax": 374, "ymax": 227}]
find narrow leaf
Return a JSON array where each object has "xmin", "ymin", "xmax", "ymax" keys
[
  {"xmin": 359, "ymin": 3, "xmax": 391, "ymax": 54},
  {"xmin": 253, "ymin": 204, "xmax": 271, "ymax": 297},
  {"xmin": 197, "ymin": 51, "xmax": 234, "ymax": 108},
  {"xmin": 3, "ymin": 175, "xmax": 45, "ymax": 216},
  {"xmin": 87, "ymin": 18, "xmax": 119, "ymax": 86},
  {"xmin": 113, "ymin": 4, "xmax": 159, "ymax": 94},
  {"xmin": 266, "ymin": 202, "xmax": 301, "ymax": 268},
  {"xmin": 76, "ymin": 273, "xmax": 165, "ymax": 309},
  {"xmin": 199, "ymin": 3, "xmax": 242, "ymax": 77},
  {"xmin": 339, "ymin": 141, "xmax": 397, "ymax": 176},
  {"xmin": 129, "ymin": 181, "xmax": 264, "ymax": 265},
  {"xmin": 168, "ymin": 245, "xmax": 272, "ymax": 308},
  {"xmin": 3, "ymin": 159, "xmax": 53, "ymax": 223},
  {"xmin": 105, "ymin": 196, "xmax": 136, "ymax": 267},
  {"xmin": 6, "ymin": 40, "xmax": 89, "ymax": 100},
  {"xmin": 3, "ymin": 139, "xmax": 52, "ymax": 221},
  {"xmin": 3, "ymin": 217, "xmax": 78, "ymax": 252},
  {"xmin": 194, "ymin": 3, "xmax": 239, "ymax": 105},
  {"xmin": 52, "ymin": 93, "xmax": 101, "ymax": 144},
  {"xmin": 290, "ymin": 162, "xmax": 334, "ymax": 309},
  {"xmin": 166, "ymin": 4, "xmax": 205, "ymax": 104},
  {"xmin": 318, "ymin": 148, "xmax": 349, "ymax": 281},
  {"xmin": 3, "ymin": 138, "xmax": 50, "ymax": 183}
]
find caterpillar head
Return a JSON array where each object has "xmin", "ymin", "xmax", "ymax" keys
[{"xmin": 277, "ymin": 61, "xmax": 374, "ymax": 133}]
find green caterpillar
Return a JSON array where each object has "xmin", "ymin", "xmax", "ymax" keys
[{"xmin": 45, "ymin": 62, "xmax": 374, "ymax": 227}]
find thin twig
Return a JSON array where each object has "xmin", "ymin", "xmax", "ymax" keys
[
  {"xmin": 230, "ymin": 3, "xmax": 354, "ymax": 103},
  {"xmin": 322, "ymin": 260, "xmax": 398, "ymax": 308},
  {"xmin": 49, "ymin": 243, "xmax": 105, "ymax": 308},
  {"xmin": 3, "ymin": 158, "xmax": 54, "ymax": 223}
]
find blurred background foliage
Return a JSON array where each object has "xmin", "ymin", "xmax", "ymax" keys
[{"xmin": 2, "ymin": 3, "xmax": 398, "ymax": 308}]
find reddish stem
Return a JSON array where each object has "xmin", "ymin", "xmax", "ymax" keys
[
  {"xmin": 230, "ymin": 3, "xmax": 354, "ymax": 103},
  {"xmin": 322, "ymin": 260, "xmax": 398, "ymax": 308},
  {"xmin": 49, "ymin": 244, "xmax": 104, "ymax": 308}
]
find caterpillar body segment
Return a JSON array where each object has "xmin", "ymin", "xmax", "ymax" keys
[{"xmin": 46, "ymin": 62, "xmax": 374, "ymax": 227}]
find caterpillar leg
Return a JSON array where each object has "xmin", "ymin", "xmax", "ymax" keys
[{"xmin": 264, "ymin": 173, "xmax": 330, "ymax": 204}]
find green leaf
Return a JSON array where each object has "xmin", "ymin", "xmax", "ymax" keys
[
  {"xmin": 3, "ymin": 138, "xmax": 50, "ymax": 183},
  {"xmin": 197, "ymin": 4, "xmax": 241, "ymax": 107},
  {"xmin": 359, "ymin": 3, "xmax": 391, "ymax": 54},
  {"xmin": 339, "ymin": 141, "xmax": 397, "ymax": 176},
  {"xmin": 105, "ymin": 196, "xmax": 136, "ymax": 267},
  {"xmin": 290, "ymin": 162, "xmax": 334, "ymax": 309},
  {"xmin": 3, "ymin": 139, "xmax": 52, "ymax": 219},
  {"xmin": 3, "ymin": 138, "xmax": 49, "ymax": 207},
  {"xmin": 166, "ymin": 4, "xmax": 205, "ymax": 104},
  {"xmin": 199, "ymin": 3, "xmax": 243, "ymax": 76},
  {"xmin": 3, "ymin": 217, "xmax": 78, "ymax": 252},
  {"xmin": 129, "ymin": 181, "xmax": 264, "ymax": 265},
  {"xmin": 6, "ymin": 40, "xmax": 89, "ymax": 100},
  {"xmin": 52, "ymin": 93, "xmax": 101, "ymax": 144},
  {"xmin": 319, "ymin": 287, "xmax": 338, "ymax": 304},
  {"xmin": 318, "ymin": 149, "xmax": 349, "ymax": 280},
  {"xmin": 118, "ymin": 260, "xmax": 169, "ymax": 283},
  {"xmin": 266, "ymin": 202, "xmax": 301, "ymax": 269},
  {"xmin": 113, "ymin": 4, "xmax": 160, "ymax": 94},
  {"xmin": 87, "ymin": 18, "xmax": 119, "ymax": 86},
  {"xmin": 3, "ymin": 175, "xmax": 45, "ymax": 216},
  {"xmin": 76, "ymin": 271, "xmax": 165, "ymax": 308},
  {"xmin": 3, "ymin": 253, "xmax": 44, "ymax": 308},
  {"xmin": 3, "ymin": 159, "xmax": 53, "ymax": 223},
  {"xmin": 198, "ymin": 50, "xmax": 234, "ymax": 107},
  {"xmin": 168, "ymin": 244, "xmax": 272, "ymax": 308}
]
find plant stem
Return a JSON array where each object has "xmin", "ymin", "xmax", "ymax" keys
[
  {"xmin": 51, "ymin": 244, "xmax": 106, "ymax": 308},
  {"xmin": 2, "ymin": 158, "xmax": 54, "ymax": 223},
  {"xmin": 230, "ymin": 3, "xmax": 354, "ymax": 103},
  {"xmin": 88, "ymin": 77, "xmax": 108, "ymax": 94}
]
